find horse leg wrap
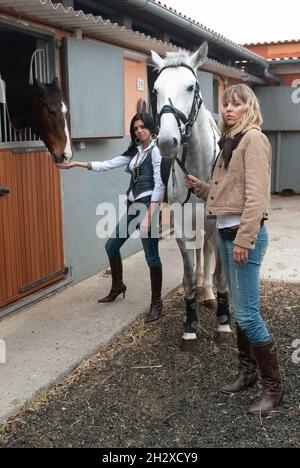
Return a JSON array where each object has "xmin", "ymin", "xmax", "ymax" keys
[
  {"xmin": 217, "ymin": 291, "xmax": 231, "ymax": 326},
  {"xmin": 184, "ymin": 297, "xmax": 198, "ymax": 333}
]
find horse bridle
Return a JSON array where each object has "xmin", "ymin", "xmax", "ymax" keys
[{"xmin": 155, "ymin": 64, "xmax": 203, "ymax": 204}]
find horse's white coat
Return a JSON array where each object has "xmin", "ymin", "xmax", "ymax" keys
[
  {"xmin": 152, "ymin": 45, "xmax": 229, "ymax": 340},
  {"xmin": 61, "ymin": 102, "xmax": 72, "ymax": 160}
]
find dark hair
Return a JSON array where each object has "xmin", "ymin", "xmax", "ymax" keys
[{"xmin": 122, "ymin": 112, "xmax": 158, "ymax": 157}]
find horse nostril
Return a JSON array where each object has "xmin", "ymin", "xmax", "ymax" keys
[
  {"xmin": 173, "ymin": 138, "xmax": 178, "ymax": 147},
  {"xmin": 53, "ymin": 154, "xmax": 64, "ymax": 164}
]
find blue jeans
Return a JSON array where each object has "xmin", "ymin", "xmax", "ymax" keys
[
  {"xmin": 105, "ymin": 197, "xmax": 161, "ymax": 268},
  {"xmin": 217, "ymin": 225, "xmax": 270, "ymax": 344}
]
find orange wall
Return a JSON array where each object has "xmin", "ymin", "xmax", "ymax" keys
[
  {"xmin": 279, "ymin": 73, "xmax": 300, "ymax": 86},
  {"xmin": 124, "ymin": 59, "xmax": 148, "ymax": 135},
  {"xmin": 246, "ymin": 42, "xmax": 300, "ymax": 85},
  {"xmin": 248, "ymin": 43, "xmax": 300, "ymax": 59}
]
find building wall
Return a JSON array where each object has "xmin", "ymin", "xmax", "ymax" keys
[
  {"xmin": 273, "ymin": 73, "xmax": 300, "ymax": 86},
  {"xmin": 246, "ymin": 42, "xmax": 300, "ymax": 86},
  {"xmin": 124, "ymin": 58, "xmax": 148, "ymax": 134},
  {"xmin": 248, "ymin": 42, "xmax": 300, "ymax": 59},
  {"xmin": 61, "ymin": 43, "xmax": 152, "ymax": 284},
  {"xmin": 61, "ymin": 136, "xmax": 142, "ymax": 284}
]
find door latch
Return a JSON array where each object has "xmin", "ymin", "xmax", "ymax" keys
[{"xmin": 0, "ymin": 186, "xmax": 10, "ymax": 197}]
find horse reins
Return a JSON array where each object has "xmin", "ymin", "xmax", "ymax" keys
[{"xmin": 155, "ymin": 64, "xmax": 203, "ymax": 204}]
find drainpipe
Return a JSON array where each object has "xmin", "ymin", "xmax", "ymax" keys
[
  {"xmin": 263, "ymin": 64, "xmax": 282, "ymax": 85},
  {"xmin": 123, "ymin": 0, "xmax": 281, "ymax": 84}
]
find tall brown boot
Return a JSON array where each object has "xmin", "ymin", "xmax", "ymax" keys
[
  {"xmin": 221, "ymin": 324, "xmax": 258, "ymax": 394},
  {"xmin": 145, "ymin": 266, "xmax": 163, "ymax": 323},
  {"xmin": 98, "ymin": 255, "xmax": 127, "ymax": 303},
  {"xmin": 247, "ymin": 339, "xmax": 283, "ymax": 415}
]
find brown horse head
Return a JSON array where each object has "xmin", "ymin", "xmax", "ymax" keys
[
  {"xmin": 32, "ymin": 78, "xmax": 72, "ymax": 163},
  {"xmin": 7, "ymin": 77, "xmax": 72, "ymax": 163}
]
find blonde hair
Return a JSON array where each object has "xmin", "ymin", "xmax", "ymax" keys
[{"xmin": 220, "ymin": 84, "xmax": 263, "ymax": 138}]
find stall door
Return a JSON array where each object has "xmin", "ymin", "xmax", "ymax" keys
[{"xmin": 0, "ymin": 149, "xmax": 66, "ymax": 308}]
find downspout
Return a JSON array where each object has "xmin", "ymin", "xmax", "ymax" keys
[
  {"xmin": 124, "ymin": 0, "xmax": 281, "ymax": 84},
  {"xmin": 263, "ymin": 63, "xmax": 282, "ymax": 85}
]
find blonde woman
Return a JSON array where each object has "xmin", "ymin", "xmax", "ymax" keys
[{"xmin": 185, "ymin": 84, "xmax": 283, "ymax": 415}]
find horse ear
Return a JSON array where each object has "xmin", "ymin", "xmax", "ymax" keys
[
  {"xmin": 151, "ymin": 50, "xmax": 164, "ymax": 71},
  {"xmin": 190, "ymin": 41, "xmax": 208, "ymax": 70},
  {"xmin": 52, "ymin": 77, "xmax": 61, "ymax": 90},
  {"xmin": 35, "ymin": 80, "xmax": 49, "ymax": 100}
]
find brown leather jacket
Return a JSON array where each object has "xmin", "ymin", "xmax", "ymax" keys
[{"xmin": 195, "ymin": 128, "xmax": 272, "ymax": 250}]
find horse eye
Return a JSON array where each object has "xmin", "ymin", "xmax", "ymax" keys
[
  {"xmin": 187, "ymin": 85, "xmax": 194, "ymax": 92},
  {"xmin": 48, "ymin": 109, "xmax": 57, "ymax": 116},
  {"xmin": 153, "ymin": 88, "xmax": 158, "ymax": 96}
]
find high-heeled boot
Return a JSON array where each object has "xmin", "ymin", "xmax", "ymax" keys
[
  {"xmin": 98, "ymin": 255, "xmax": 127, "ymax": 303},
  {"xmin": 145, "ymin": 266, "xmax": 163, "ymax": 322}
]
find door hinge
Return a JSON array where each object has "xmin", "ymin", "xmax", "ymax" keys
[{"xmin": 20, "ymin": 267, "xmax": 69, "ymax": 293}]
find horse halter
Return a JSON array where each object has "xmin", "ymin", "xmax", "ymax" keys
[
  {"xmin": 155, "ymin": 63, "xmax": 203, "ymax": 204},
  {"xmin": 155, "ymin": 64, "xmax": 203, "ymax": 143}
]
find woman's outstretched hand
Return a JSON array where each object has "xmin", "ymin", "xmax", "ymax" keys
[
  {"xmin": 184, "ymin": 175, "xmax": 202, "ymax": 192},
  {"xmin": 56, "ymin": 161, "xmax": 78, "ymax": 170}
]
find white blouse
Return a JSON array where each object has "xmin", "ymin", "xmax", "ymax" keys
[
  {"xmin": 90, "ymin": 142, "xmax": 165, "ymax": 202},
  {"xmin": 216, "ymin": 214, "xmax": 241, "ymax": 229}
]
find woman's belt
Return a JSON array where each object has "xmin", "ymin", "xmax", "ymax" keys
[{"xmin": 218, "ymin": 220, "xmax": 265, "ymax": 241}]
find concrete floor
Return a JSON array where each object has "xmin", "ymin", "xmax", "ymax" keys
[
  {"xmin": 0, "ymin": 195, "xmax": 299, "ymax": 422},
  {"xmin": 261, "ymin": 195, "xmax": 300, "ymax": 283},
  {"xmin": 0, "ymin": 237, "xmax": 183, "ymax": 422}
]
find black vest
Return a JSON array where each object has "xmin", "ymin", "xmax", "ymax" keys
[{"xmin": 126, "ymin": 147, "xmax": 155, "ymax": 199}]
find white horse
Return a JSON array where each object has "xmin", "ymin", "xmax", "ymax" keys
[{"xmin": 151, "ymin": 42, "xmax": 232, "ymax": 350}]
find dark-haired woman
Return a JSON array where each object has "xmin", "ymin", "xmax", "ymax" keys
[{"xmin": 57, "ymin": 113, "xmax": 165, "ymax": 322}]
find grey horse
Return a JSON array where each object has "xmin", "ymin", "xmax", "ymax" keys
[{"xmin": 151, "ymin": 42, "xmax": 232, "ymax": 350}]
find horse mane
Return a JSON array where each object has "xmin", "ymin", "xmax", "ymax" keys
[
  {"xmin": 159, "ymin": 51, "xmax": 192, "ymax": 68},
  {"xmin": 45, "ymin": 83, "xmax": 65, "ymax": 99},
  {"xmin": 7, "ymin": 82, "xmax": 64, "ymax": 98},
  {"xmin": 5, "ymin": 81, "xmax": 66, "ymax": 131}
]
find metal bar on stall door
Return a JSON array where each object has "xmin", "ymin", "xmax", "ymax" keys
[
  {"xmin": 8, "ymin": 115, "xmax": 12, "ymax": 142},
  {"xmin": 46, "ymin": 45, "xmax": 50, "ymax": 82},
  {"xmin": 38, "ymin": 52, "xmax": 43, "ymax": 83},
  {"xmin": 0, "ymin": 105, "xmax": 3, "ymax": 142},
  {"xmin": 3, "ymin": 105, "xmax": 8, "ymax": 142}
]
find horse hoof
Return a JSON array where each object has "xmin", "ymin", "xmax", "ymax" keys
[
  {"xmin": 215, "ymin": 331, "xmax": 233, "ymax": 346},
  {"xmin": 203, "ymin": 299, "xmax": 218, "ymax": 310},
  {"xmin": 180, "ymin": 339, "xmax": 198, "ymax": 353}
]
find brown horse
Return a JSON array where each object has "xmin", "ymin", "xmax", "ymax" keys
[{"xmin": 6, "ymin": 77, "xmax": 72, "ymax": 163}]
